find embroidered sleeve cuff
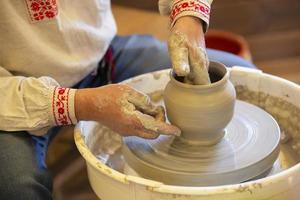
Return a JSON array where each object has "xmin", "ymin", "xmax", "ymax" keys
[
  {"xmin": 170, "ymin": 0, "xmax": 211, "ymax": 31},
  {"xmin": 49, "ymin": 87, "xmax": 78, "ymax": 126}
]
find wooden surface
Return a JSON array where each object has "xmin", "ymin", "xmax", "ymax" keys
[{"xmin": 48, "ymin": 1, "xmax": 300, "ymax": 199}]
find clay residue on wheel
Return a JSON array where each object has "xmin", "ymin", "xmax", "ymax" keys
[{"xmin": 236, "ymin": 85, "xmax": 300, "ymax": 168}]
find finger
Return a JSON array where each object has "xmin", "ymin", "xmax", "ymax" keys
[
  {"xmin": 154, "ymin": 121, "xmax": 181, "ymax": 136},
  {"xmin": 188, "ymin": 46, "xmax": 211, "ymax": 85},
  {"xmin": 115, "ymin": 113, "xmax": 158, "ymax": 139},
  {"xmin": 168, "ymin": 31, "xmax": 190, "ymax": 76},
  {"xmin": 134, "ymin": 129, "xmax": 160, "ymax": 139},
  {"xmin": 135, "ymin": 112, "xmax": 181, "ymax": 136},
  {"xmin": 127, "ymin": 91, "xmax": 159, "ymax": 116},
  {"xmin": 169, "ymin": 47, "xmax": 190, "ymax": 76},
  {"xmin": 124, "ymin": 113, "xmax": 159, "ymax": 139}
]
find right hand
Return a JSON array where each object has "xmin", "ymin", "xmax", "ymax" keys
[
  {"xmin": 168, "ymin": 16, "xmax": 211, "ymax": 85},
  {"xmin": 75, "ymin": 84, "xmax": 181, "ymax": 139}
]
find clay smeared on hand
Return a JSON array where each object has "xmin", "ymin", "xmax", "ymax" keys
[
  {"xmin": 120, "ymin": 89, "xmax": 181, "ymax": 138},
  {"xmin": 76, "ymin": 84, "xmax": 180, "ymax": 140},
  {"xmin": 168, "ymin": 30, "xmax": 211, "ymax": 85}
]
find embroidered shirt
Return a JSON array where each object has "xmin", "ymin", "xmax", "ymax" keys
[
  {"xmin": 0, "ymin": 0, "xmax": 212, "ymax": 135},
  {"xmin": 0, "ymin": 0, "xmax": 116, "ymax": 135}
]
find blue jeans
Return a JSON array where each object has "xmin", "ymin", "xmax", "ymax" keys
[{"xmin": 0, "ymin": 35, "xmax": 255, "ymax": 199}]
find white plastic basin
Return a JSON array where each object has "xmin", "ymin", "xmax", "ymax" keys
[{"xmin": 75, "ymin": 67, "xmax": 300, "ymax": 200}]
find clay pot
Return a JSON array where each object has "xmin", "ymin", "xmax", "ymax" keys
[{"xmin": 164, "ymin": 61, "xmax": 236, "ymax": 145}]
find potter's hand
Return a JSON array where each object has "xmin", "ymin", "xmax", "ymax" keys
[
  {"xmin": 75, "ymin": 84, "xmax": 181, "ymax": 139},
  {"xmin": 168, "ymin": 16, "xmax": 211, "ymax": 85}
]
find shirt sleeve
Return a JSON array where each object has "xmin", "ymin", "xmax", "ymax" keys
[
  {"xmin": 0, "ymin": 67, "xmax": 77, "ymax": 136},
  {"xmin": 158, "ymin": 0, "xmax": 214, "ymax": 31}
]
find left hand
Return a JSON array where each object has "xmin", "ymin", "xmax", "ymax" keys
[
  {"xmin": 168, "ymin": 16, "xmax": 211, "ymax": 85},
  {"xmin": 75, "ymin": 84, "xmax": 181, "ymax": 139}
]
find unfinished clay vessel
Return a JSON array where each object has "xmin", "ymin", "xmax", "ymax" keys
[{"xmin": 164, "ymin": 61, "xmax": 236, "ymax": 145}]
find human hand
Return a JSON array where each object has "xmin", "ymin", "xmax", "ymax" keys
[
  {"xmin": 75, "ymin": 84, "xmax": 181, "ymax": 139},
  {"xmin": 168, "ymin": 16, "xmax": 210, "ymax": 85}
]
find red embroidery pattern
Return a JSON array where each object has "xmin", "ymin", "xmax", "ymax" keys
[
  {"xmin": 52, "ymin": 87, "xmax": 73, "ymax": 126},
  {"xmin": 170, "ymin": 0, "xmax": 210, "ymax": 22},
  {"xmin": 24, "ymin": 0, "xmax": 58, "ymax": 22}
]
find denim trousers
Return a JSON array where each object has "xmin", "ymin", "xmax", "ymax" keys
[{"xmin": 0, "ymin": 35, "xmax": 255, "ymax": 199}]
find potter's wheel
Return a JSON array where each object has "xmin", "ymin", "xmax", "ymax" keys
[{"xmin": 123, "ymin": 100, "xmax": 280, "ymax": 186}]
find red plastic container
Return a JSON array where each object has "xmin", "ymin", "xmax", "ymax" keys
[{"xmin": 205, "ymin": 30, "xmax": 252, "ymax": 61}]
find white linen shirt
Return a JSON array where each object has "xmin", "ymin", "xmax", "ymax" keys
[{"xmin": 0, "ymin": 0, "xmax": 212, "ymax": 135}]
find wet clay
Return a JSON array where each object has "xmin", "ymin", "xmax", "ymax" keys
[
  {"xmin": 123, "ymin": 99, "xmax": 281, "ymax": 186},
  {"xmin": 164, "ymin": 62, "xmax": 235, "ymax": 144},
  {"xmin": 122, "ymin": 62, "xmax": 280, "ymax": 186}
]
